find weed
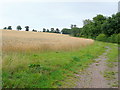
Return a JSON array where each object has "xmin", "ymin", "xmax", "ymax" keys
[
  {"xmin": 104, "ymin": 71, "xmax": 116, "ymax": 80},
  {"xmin": 72, "ymin": 56, "xmax": 81, "ymax": 62}
]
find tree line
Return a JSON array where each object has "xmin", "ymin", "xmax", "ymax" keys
[
  {"xmin": 3, "ymin": 26, "xmax": 61, "ymax": 33},
  {"xmin": 3, "ymin": 26, "xmax": 30, "ymax": 31},
  {"xmin": 42, "ymin": 28, "xmax": 60, "ymax": 33},
  {"xmin": 61, "ymin": 12, "xmax": 120, "ymax": 43},
  {"xmin": 3, "ymin": 12, "xmax": 120, "ymax": 43}
]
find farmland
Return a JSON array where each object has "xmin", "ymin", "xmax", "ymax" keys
[
  {"xmin": 2, "ymin": 30, "xmax": 118, "ymax": 88},
  {"xmin": 2, "ymin": 30, "xmax": 94, "ymax": 52}
]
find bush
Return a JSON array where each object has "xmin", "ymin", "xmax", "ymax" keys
[
  {"xmin": 108, "ymin": 34, "xmax": 116, "ymax": 43},
  {"xmin": 96, "ymin": 34, "xmax": 107, "ymax": 42},
  {"xmin": 108, "ymin": 34, "xmax": 120, "ymax": 43},
  {"xmin": 116, "ymin": 33, "xmax": 120, "ymax": 44}
]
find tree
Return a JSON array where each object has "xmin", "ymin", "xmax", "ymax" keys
[
  {"xmin": 55, "ymin": 28, "xmax": 60, "ymax": 33},
  {"xmin": 50, "ymin": 28, "xmax": 54, "ymax": 33},
  {"xmin": 93, "ymin": 14, "xmax": 106, "ymax": 24},
  {"xmin": 43, "ymin": 28, "xmax": 46, "ymax": 32},
  {"xmin": 3, "ymin": 27, "xmax": 7, "ymax": 29},
  {"xmin": 17, "ymin": 25, "xmax": 22, "ymax": 30},
  {"xmin": 73, "ymin": 25, "xmax": 77, "ymax": 28},
  {"xmin": 32, "ymin": 29, "xmax": 37, "ymax": 32},
  {"xmin": 8, "ymin": 26, "xmax": 12, "ymax": 30},
  {"xmin": 83, "ymin": 19, "xmax": 92, "ymax": 25},
  {"xmin": 81, "ymin": 22, "xmax": 96, "ymax": 38},
  {"xmin": 25, "ymin": 26, "xmax": 29, "ymax": 31},
  {"xmin": 61, "ymin": 28, "xmax": 71, "ymax": 34},
  {"xmin": 101, "ymin": 12, "xmax": 120, "ymax": 36},
  {"xmin": 46, "ymin": 29, "xmax": 49, "ymax": 32},
  {"xmin": 71, "ymin": 24, "xmax": 74, "ymax": 29},
  {"xmin": 71, "ymin": 27, "xmax": 81, "ymax": 37},
  {"xmin": 81, "ymin": 14, "xmax": 107, "ymax": 38}
]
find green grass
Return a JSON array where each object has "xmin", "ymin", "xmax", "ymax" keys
[
  {"xmin": 2, "ymin": 41, "xmax": 116, "ymax": 88},
  {"xmin": 103, "ymin": 71, "xmax": 117, "ymax": 80},
  {"xmin": 103, "ymin": 43, "xmax": 118, "ymax": 87},
  {"xmin": 105, "ymin": 43, "xmax": 118, "ymax": 68}
]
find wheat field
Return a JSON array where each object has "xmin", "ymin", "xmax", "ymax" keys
[{"xmin": 2, "ymin": 29, "xmax": 94, "ymax": 52}]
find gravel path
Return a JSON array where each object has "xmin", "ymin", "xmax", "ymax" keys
[{"xmin": 74, "ymin": 46, "xmax": 113, "ymax": 88}]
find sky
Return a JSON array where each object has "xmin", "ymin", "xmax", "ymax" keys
[{"xmin": 0, "ymin": 0, "xmax": 119, "ymax": 31}]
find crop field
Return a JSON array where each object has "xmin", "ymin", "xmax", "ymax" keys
[
  {"xmin": 2, "ymin": 30, "xmax": 118, "ymax": 88},
  {"xmin": 2, "ymin": 30, "xmax": 94, "ymax": 52}
]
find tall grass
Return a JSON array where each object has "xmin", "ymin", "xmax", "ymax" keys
[{"xmin": 2, "ymin": 30, "xmax": 94, "ymax": 52}]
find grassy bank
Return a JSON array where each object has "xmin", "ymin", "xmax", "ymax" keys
[{"xmin": 2, "ymin": 41, "xmax": 117, "ymax": 88}]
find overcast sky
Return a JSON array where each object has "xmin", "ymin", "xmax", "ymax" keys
[{"xmin": 0, "ymin": 0, "xmax": 119, "ymax": 31}]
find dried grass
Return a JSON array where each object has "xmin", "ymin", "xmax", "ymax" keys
[{"xmin": 2, "ymin": 30, "xmax": 94, "ymax": 52}]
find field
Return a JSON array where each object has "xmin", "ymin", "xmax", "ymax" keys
[
  {"xmin": 2, "ymin": 30, "xmax": 118, "ymax": 88},
  {"xmin": 2, "ymin": 30, "xmax": 94, "ymax": 52}
]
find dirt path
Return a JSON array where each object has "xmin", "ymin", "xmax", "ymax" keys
[{"xmin": 74, "ymin": 46, "xmax": 113, "ymax": 88}]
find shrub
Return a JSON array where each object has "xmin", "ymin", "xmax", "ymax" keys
[
  {"xmin": 96, "ymin": 34, "xmax": 107, "ymax": 42},
  {"xmin": 108, "ymin": 34, "xmax": 120, "ymax": 43},
  {"xmin": 107, "ymin": 34, "xmax": 115, "ymax": 43},
  {"xmin": 116, "ymin": 33, "xmax": 120, "ymax": 44}
]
